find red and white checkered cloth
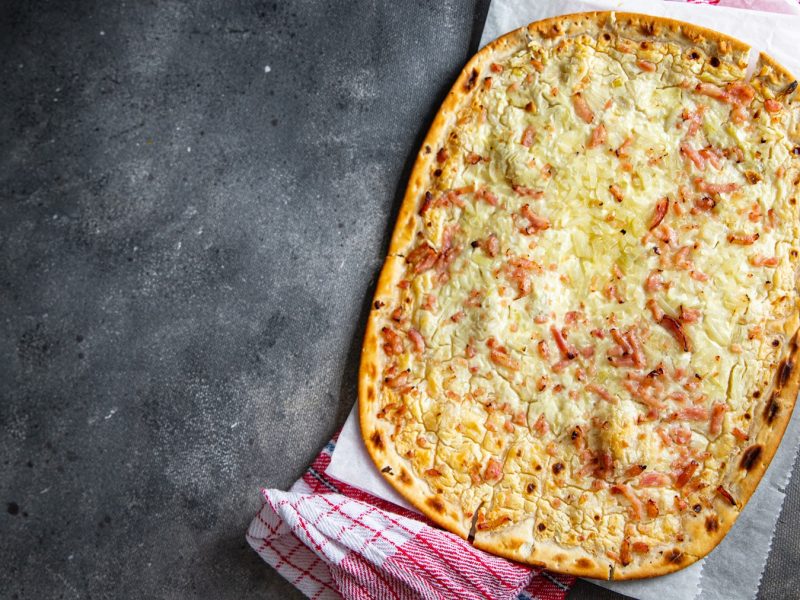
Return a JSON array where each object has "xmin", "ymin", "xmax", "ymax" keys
[{"xmin": 247, "ymin": 436, "xmax": 575, "ymax": 600}]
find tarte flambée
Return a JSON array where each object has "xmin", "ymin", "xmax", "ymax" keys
[{"xmin": 359, "ymin": 11, "xmax": 800, "ymax": 579}]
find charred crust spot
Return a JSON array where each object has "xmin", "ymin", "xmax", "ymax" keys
[
  {"xmin": 370, "ymin": 430, "xmax": 384, "ymax": 451},
  {"xmin": 778, "ymin": 360, "xmax": 793, "ymax": 387},
  {"xmin": 367, "ymin": 387, "xmax": 375, "ymax": 401},
  {"xmin": 772, "ymin": 338, "xmax": 781, "ymax": 347},
  {"xmin": 398, "ymin": 469, "xmax": 412, "ymax": 485},
  {"xmin": 576, "ymin": 558, "xmax": 593, "ymax": 569},
  {"xmin": 373, "ymin": 300, "xmax": 384, "ymax": 310},
  {"xmin": 709, "ymin": 56, "xmax": 721, "ymax": 68},
  {"xmin": 537, "ymin": 523, "xmax": 546, "ymax": 532},
  {"xmin": 693, "ymin": 504, "xmax": 702, "ymax": 513},
  {"xmin": 466, "ymin": 68, "xmax": 478, "ymax": 91},
  {"xmin": 381, "ymin": 466, "xmax": 392, "ymax": 474},
  {"xmin": 753, "ymin": 390, "xmax": 761, "ymax": 399},
  {"xmin": 425, "ymin": 496, "xmax": 445, "ymax": 514},
  {"xmin": 602, "ymin": 33, "xmax": 611, "ymax": 41},
  {"xmin": 665, "ymin": 549, "xmax": 684, "ymax": 564},
  {"xmin": 433, "ymin": 168, "xmax": 442, "ymax": 178},
  {"xmin": 792, "ymin": 146, "xmax": 800, "ymax": 156},
  {"xmin": 740, "ymin": 444, "xmax": 763, "ymax": 471},
  {"xmin": 782, "ymin": 80, "xmax": 798, "ymax": 97},
  {"xmin": 690, "ymin": 51, "xmax": 700, "ymax": 60},
  {"xmin": 552, "ymin": 462, "xmax": 565, "ymax": 475},
  {"xmin": 705, "ymin": 515, "xmax": 719, "ymax": 533},
  {"xmin": 526, "ymin": 482, "xmax": 536, "ymax": 494}
]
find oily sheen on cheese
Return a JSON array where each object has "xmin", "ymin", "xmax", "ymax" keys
[{"xmin": 359, "ymin": 12, "xmax": 800, "ymax": 579}]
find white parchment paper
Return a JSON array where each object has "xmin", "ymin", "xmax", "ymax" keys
[{"xmin": 329, "ymin": 2, "xmax": 800, "ymax": 598}]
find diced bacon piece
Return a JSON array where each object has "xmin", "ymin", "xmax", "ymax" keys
[
  {"xmin": 551, "ymin": 359, "xmax": 571, "ymax": 373},
  {"xmin": 610, "ymin": 484, "xmax": 644, "ymax": 520},
  {"xmin": 649, "ymin": 197, "xmax": 670, "ymax": 230},
  {"xmin": 627, "ymin": 330, "xmax": 646, "ymax": 368},
  {"xmin": 572, "ymin": 93, "xmax": 594, "ymax": 123},
  {"xmin": 579, "ymin": 346, "xmax": 595, "ymax": 358},
  {"xmin": 695, "ymin": 82, "xmax": 728, "ymax": 102},
  {"xmin": 709, "ymin": 402, "xmax": 727, "ymax": 436},
  {"xmin": 475, "ymin": 187, "xmax": 498, "ymax": 206},
  {"xmin": 765, "ymin": 98, "xmax": 782, "ymax": 113},
  {"xmin": 419, "ymin": 191, "xmax": 434, "ymax": 215},
  {"xmin": 490, "ymin": 348, "xmax": 520, "ymax": 371},
  {"xmin": 645, "ymin": 270, "xmax": 664, "ymax": 292},
  {"xmin": 503, "ymin": 420, "xmax": 515, "ymax": 433},
  {"xmin": 675, "ymin": 460, "xmax": 699, "ymax": 488},
  {"xmin": 407, "ymin": 329, "xmax": 425, "ymax": 354},
  {"xmin": 699, "ymin": 147, "xmax": 723, "ymax": 170},
  {"xmin": 728, "ymin": 232, "xmax": 759, "ymax": 245},
  {"xmin": 484, "ymin": 457, "xmax": 504, "ymax": 481},
  {"xmin": 750, "ymin": 255, "xmax": 778, "ymax": 267},
  {"xmin": 637, "ymin": 59, "xmax": 656, "ymax": 72},
  {"xmin": 690, "ymin": 270, "xmax": 710, "ymax": 282},
  {"xmin": 390, "ymin": 307, "xmax": 404, "ymax": 322},
  {"xmin": 639, "ymin": 472, "xmax": 671, "ymax": 487},
  {"xmin": 730, "ymin": 105, "xmax": 748, "ymax": 124},
  {"xmin": 436, "ymin": 147, "xmax": 449, "ymax": 163},
  {"xmin": 520, "ymin": 204, "xmax": 550, "ymax": 233},
  {"xmin": 489, "ymin": 62, "xmax": 503, "ymax": 73},
  {"xmin": 533, "ymin": 414, "xmax": 549, "ymax": 436},
  {"xmin": 588, "ymin": 124, "xmax": 607, "ymax": 148},
  {"xmin": 530, "ymin": 58, "xmax": 544, "ymax": 72},
  {"xmin": 625, "ymin": 464, "xmax": 647, "ymax": 477},
  {"xmin": 571, "ymin": 425, "xmax": 585, "ymax": 451},
  {"xmin": 465, "ymin": 340, "xmax": 476, "ymax": 359},
  {"xmin": 406, "ymin": 242, "xmax": 438, "ymax": 273},
  {"xmin": 587, "ymin": 383, "xmax": 617, "ymax": 403},
  {"xmin": 423, "ymin": 294, "xmax": 437, "ymax": 312},
  {"xmin": 450, "ymin": 310, "xmax": 465, "ymax": 323},
  {"xmin": 660, "ymin": 315, "xmax": 690, "ymax": 352},
  {"xmin": 537, "ymin": 340, "xmax": 550, "ymax": 360},
  {"xmin": 673, "ymin": 246, "xmax": 693, "ymax": 271},
  {"xmin": 677, "ymin": 406, "xmax": 709, "ymax": 420},
  {"xmin": 674, "ymin": 496, "xmax": 689, "ymax": 511},
  {"xmin": 694, "ymin": 196, "xmax": 716, "ymax": 211},
  {"xmin": 681, "ymin": 143, "xmax": 706, "ymax": 170},
  {"xmin": 551, "ymin": 326, "xmax": 577, "ymax": 360},
  {"xmin": 590, "ymin": 328, "xmax": 605, "ymax": 339},
  {"xmin": 381, "ymin": 326, "xmax": 405, "ymax": 356},
  {"xmin": 685, "ymin": 107, "xmax": 705, "ymax": 136},
  {"xmin": 482, "ymin": 233, "xmax": 500, "ymax": 257},
  {"xmin": 464, "ymin": 289, "xmax": 482, "ymax": 308},
  {"xmin": 680, "ymin": 306, "xmax": 701, "ymax": 323},
  {"xmin": 520, "ymin": 126, "xmax": 536, "ymax": 147},
  {"xmin": 512, "ymin": 411, "xmax": 527, "ymax": 426},
  {"xmin": 616, "ymin": 136, "xmax": 633, "ymax": 158},
  {"xmin": 733, "ymin": 427, "xmax": 749, "ymax": 441},
  {"xmin": 726, "ymin": 81, "xmax": 755, "ymax": 106},
  {"xmin": 534, "ymin": 314, "xmax": 548, "ymax": 324},
  {"xmin": 609, "ymin": 184, "xmax": 624, "ymax": 203},
  {"xmin": 716, "ymin": 485, "xmax": 736, "ymax": 506},
  {"xmin": 425, "ymin": 468, "xmax": 442, "ymax": 477},
  {"xmin": 633, "ymin": 540, "xmax": 651, "ymax": 555},
  {"xmin": 512, "ymin": 184, "xmax": 544, "ymax": 199},
  {"xmin": 647, "ymin": 299, "xmax": 665, "ymax": 322},
  {"xmin": 611, "ymin": 328, "xmax": 634, "ymax": 355},
  {"xmin": 695, "ymin": 178, "xmax": 739, "ymax": 194},
  {"xmin": 465, "ymin": 152, "xmax": 482, "ymax": 165}
]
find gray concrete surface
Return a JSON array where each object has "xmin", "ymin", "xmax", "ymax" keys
[{"xmin": 0, "ymin": 1, "xmax": 797, "ymax": 599}]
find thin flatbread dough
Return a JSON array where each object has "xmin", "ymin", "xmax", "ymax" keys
[{"xmin": 359, "ymin": 11, "xmax": 800, "ymax": 579}]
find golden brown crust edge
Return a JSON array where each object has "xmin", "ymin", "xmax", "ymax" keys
[{"xmin": 358, "ymin": 10, "xmax": 800, "ymax": 580}]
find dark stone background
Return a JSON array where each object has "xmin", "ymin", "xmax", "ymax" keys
[{"xmin": 1, "ymin": 1, "xmax": 797, "ymax": 598}]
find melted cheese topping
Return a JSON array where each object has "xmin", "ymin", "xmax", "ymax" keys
[{"xmin": 375, "ymin": 32, "xmax": 799, "ymax": 563}]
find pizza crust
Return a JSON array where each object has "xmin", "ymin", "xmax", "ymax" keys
[{"xmin": 359, "ymin": 11, "xmax": 800, "ymax": 579}]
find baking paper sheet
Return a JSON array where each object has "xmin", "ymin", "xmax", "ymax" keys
[{"xmin": 328, "ymin": 2, "xmax": 800, "ymax": 598}]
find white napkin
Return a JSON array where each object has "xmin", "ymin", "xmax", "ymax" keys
[{"xmin": 329, "ymin": 2, "xmax": 800, "ymax": 598}]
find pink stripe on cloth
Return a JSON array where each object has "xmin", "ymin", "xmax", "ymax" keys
[{"xmin": 247, "ymin": 436, "xmax": 575, "ymax": 599}]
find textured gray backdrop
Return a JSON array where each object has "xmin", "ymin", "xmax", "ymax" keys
[{"xmin": 1, "ymin": 1, "xmax": 797, "ymax": 598}]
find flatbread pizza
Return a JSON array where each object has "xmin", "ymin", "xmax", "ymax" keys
[{"xmin": 359, "ymin": 11, "xmax": 800, "ymax": 579}]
